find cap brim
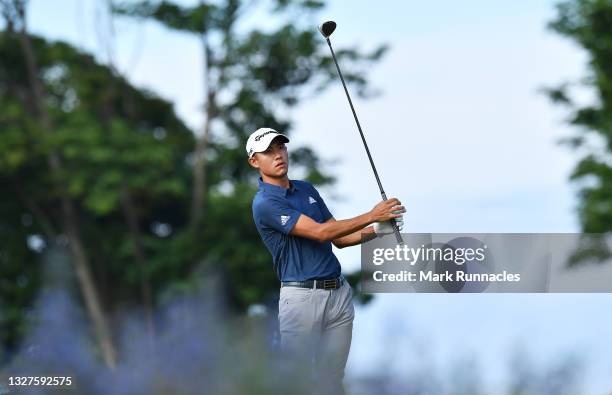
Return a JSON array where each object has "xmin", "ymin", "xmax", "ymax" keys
[
  {"xmin": 249, "ymin": 134, "xmax": 290, "ymax": 157},
  {"xmin": 272, "ymin": 135, "xmax": 290, "ymax": 144}
]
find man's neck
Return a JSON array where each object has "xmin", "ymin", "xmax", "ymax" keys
[{"xmin": 261, "ymin": 174, "xmax": 290, "ymax": 189}]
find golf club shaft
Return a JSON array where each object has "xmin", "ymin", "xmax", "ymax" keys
[{"xmin": 324, "ymin": 37, "xmax": 404, "ymax": 244}]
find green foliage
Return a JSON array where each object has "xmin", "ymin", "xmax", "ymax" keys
[
  {"xmin": 0, "ymin": 187, "xmax": 41, "ymax": 358},
  {"xmin": 113, "ymin": 1, "xmax": 218, "ymax": 34},
  {"xmin": 549, "ymin": 0, "xmax": 612, "ymax": 236},
  {"xmin": 0, "ymin": 31, "xmax": 194, "ymax": 351}
]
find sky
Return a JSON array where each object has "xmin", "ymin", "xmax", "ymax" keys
[{"xmin": 23, "ymin": 0, "xmax": 612, "ymax": 393}]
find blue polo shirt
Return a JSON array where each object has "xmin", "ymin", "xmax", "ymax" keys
[{"xmin": 252, "ymin": 177, "xmax": 342, "ymax": 282}]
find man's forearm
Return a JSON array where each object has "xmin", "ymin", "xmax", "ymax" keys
[
  {"xmin": 318, "ymin": 212, "xmax": 374, "ymax": 242},
  {"xmin": 333, "ymin": 225, "xmax": 377, "ymax": 248},
  {"xmin": 291, "ymin": 198, "xmax": 403, "ymax": 243}
]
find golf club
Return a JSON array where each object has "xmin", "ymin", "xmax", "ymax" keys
[{"xmin": 318, "ymin": 20, "xmax": 404, "ymax": 244}]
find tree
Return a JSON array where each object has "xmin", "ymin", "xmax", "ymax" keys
[
  {"xmin": 0, "ymin": 0, "xmax": 196, "ymax": 364},
  {"xmin": 111, "ymin": 0, "xmax": 387, "ymax": 227},
  {"xmin": 548, "ymin": 0, "xmax": 612, "ymax": 234},
  {"xmin": 1, "ymin": 0, "xmax": 119, "ymax": 367}
]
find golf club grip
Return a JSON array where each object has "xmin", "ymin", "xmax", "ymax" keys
[
  {"xmin": 381, "ymin": 193, "xmax": 404, "ymax": 245},
  {"xmin": 393, "ymin": 223, "xmax": 404, "ymax": 244}
]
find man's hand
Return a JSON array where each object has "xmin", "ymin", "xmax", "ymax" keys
[
  {"xmin": 369, "ymin": 198, "xmax": 405, "ymax": 223},
  {"xmin": 370, "ymin": 198, "xmax": 405, "ymax": 238},
  {"xmin": 373, "ymin": 216, "xmax": 404, "ymax": 237}
]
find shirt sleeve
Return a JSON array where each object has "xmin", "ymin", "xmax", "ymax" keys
[
  {"xmin": 310, "ymin": 185, "xmax": 334, "ymax": 222},
  {"xmin": 254, "ymin": 197, "xmax": 302, "ymax": 235}
]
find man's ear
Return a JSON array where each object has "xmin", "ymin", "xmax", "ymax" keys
[{"xmin": 248, "ymin": 155, "xmax": 260, "ymax": 169}]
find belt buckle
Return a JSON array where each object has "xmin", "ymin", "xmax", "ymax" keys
[{"xmin": 323, "ymin": 279, "xmax": 336, "ymax": 290}]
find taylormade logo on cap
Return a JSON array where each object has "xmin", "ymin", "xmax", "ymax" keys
[
  {"xmin": 254, "ymin": 130, "xmax": 275, "ymax": 141},
  {"xmin": 246, "ymin": 127, "xmax": 290, "ymax": 158}
]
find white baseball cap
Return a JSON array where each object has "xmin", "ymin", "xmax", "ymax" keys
[{"xmin": 246, "ymin": 127, "xmax": 290, "ymax": 158}]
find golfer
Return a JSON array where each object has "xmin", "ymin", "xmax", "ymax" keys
[{"xmin": 247, "ymin": 127, "xmax": 405, "ymax": 394}]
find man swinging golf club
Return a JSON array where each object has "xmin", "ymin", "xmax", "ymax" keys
[{"xmin": 247, "ymin": 127, "xmax": 405, "ymax": 394}]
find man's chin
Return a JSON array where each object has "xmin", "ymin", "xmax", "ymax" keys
[{"xmin": 264, "ymin": 168, "xmax": 288, "ymax": 178}]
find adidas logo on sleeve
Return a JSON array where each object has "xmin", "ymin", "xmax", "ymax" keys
[
  {"xmin": 280, "ymin": 215, "xmax": 291, "ymax": 226},
  {"xmin": 308, "ymin": 196, "xmax": 317, "ymax": 204}
]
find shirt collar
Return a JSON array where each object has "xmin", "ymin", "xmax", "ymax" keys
[{"xmin": 258, "ymin": 177, "xmax": 298, "ymax": 197}]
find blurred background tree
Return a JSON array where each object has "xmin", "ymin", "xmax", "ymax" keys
[
  {"xmin": 548, "ymin": 0, "xmax": 612, "ymax": 233},
  {"xmin": 0, "ymin": 0, "xmax": 386, "ymax": 366},
  {"xmin": 548, "ymin": 0, "xmax": 612, "ymax": 266}
]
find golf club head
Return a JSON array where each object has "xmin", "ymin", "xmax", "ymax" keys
[{"xmin": 318, "ymin": 20, "xmax": 336, "ymax": 38}]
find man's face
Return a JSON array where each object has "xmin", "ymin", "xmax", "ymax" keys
[{"xmin": 248, "ymin": 138, "xmax": 289, "ymax": 177}]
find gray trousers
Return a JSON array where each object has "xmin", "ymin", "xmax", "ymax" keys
[{"xmin": 278, "ymin": 277, "xmax": 355, "ymax": 395}]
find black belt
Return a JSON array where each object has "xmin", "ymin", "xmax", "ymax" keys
[{"xmin": 281, "ymin": 276, "xmax": 344, "ymax": 290}]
